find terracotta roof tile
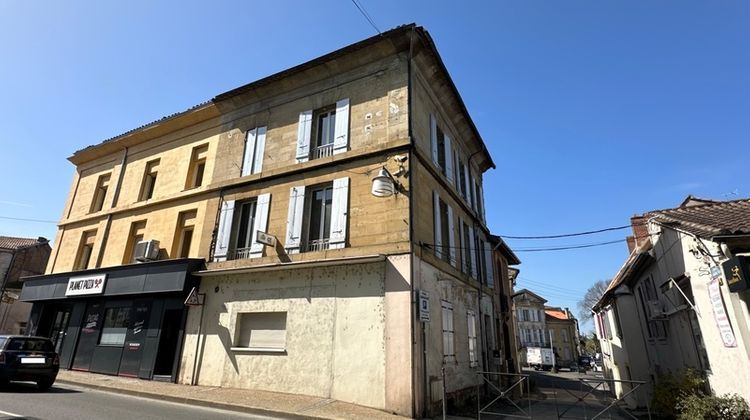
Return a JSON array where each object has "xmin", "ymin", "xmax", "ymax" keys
[
  {"xmin": 650, "ymin": 198, "xmax": 750, "ymax": 238},
  {"xmin": 0, "ymin": 236, "xmax": 46, "ymax": 250}
]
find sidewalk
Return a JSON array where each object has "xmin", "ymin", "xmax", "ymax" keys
[{"xmin": 55, "ymin": 370, "xmax": 408, "ymax": 420}]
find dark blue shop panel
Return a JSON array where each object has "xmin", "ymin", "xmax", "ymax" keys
[
  {"xmin": 104, "ymin": 268, "xmax": 147, "ymax": 295},
  {"xmin": 90, "ymin": 346, "xmax": 124, "ymax": 375},
  {"xmin": 144, "ymin": 264, "xmax": 187, "ymax": 293}
]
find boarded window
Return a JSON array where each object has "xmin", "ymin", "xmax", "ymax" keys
[{"xmin": 235, "ymin": 312, "xmax": 287, "ymax": 351}]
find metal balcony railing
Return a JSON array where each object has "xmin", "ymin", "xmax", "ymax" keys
[
  {"xmin": 312, "ymin": 143, "xmax": 334, "ymax": 159},
  {"xmin": 229, "ymin": 247, "xmax": 253, "ymax": 260},
  {"xmin": 304, "ymin": 238, "xmax": 330, "ymax": 252}
]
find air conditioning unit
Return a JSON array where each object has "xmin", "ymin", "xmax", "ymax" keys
[{"xmin": 134, "ymin": 239, "xmax": 160, "ymax": 262}]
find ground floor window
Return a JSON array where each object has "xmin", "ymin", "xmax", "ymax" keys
[
  {"xmin": 234, "ymin": 312, "xmax": 287, "ymax": 351},
  {"xmin": 99, "ymin": 307, "xmax": 130, "ymax": 346}
]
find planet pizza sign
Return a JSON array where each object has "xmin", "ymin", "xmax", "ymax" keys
[{"xmin": 66, "ymin": 274, "xmax": 107, "ymax": 296}]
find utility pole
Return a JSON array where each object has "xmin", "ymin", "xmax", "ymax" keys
[{"xmin": 549, "ymin": 330, "xmax": 555, "ymax": 371}]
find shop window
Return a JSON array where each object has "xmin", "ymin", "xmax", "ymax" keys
[
  {"xmin": 185, "ymin": 144, "xmax": 208, "ymax": 189},
  {"xmin": 233, "ymin": 312, "xmax": 287, "ymax": 351},
  {"xmin": 172, "ymin": 210, "xmax": 196, "ymax": 258},
  {"xmin": 123, "ymin": 220, "xmax": 147, "ymax": 264},
  {"xmin": 99, "ymin": 307, "xmax": 130, "ymax": 347},
  {"xmin": 75, "ymin": 230, "xmax": 97, "ymax": 270},
  {"xmin": 139, "ymin": 159, "xmax": 160, "ymax": 201},
  {"xmin": 89, "ymin": 173, "xmax": 111, "ymax": 213}
]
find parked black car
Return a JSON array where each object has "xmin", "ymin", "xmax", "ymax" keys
[{"xmin": 0, "ymin": 336, "xmax": 59, "ymax": 390}]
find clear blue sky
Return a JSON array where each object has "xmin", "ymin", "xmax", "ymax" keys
[{"xmin": 2, "ymin": 1, "xmax": 748, "ymax": 331}]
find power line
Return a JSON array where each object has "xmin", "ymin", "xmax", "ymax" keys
[
  {"xmin": 499, "ymin": 224, "xmax": 643, "ymax": 240},
  {"xmin": 0, "ymin": 216, "xmax": 57, "ymax": 224},
  {"xmin": 349, "ymin": 0, "xmax": 381, "ymax": 35},
  {"xmin": 514, "ymin": 239, "xmax": 625, "ymax": 253}
]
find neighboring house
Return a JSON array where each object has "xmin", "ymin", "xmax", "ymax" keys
[
  {"xmin": 545, "ymin": 306, "xmax": 579, "ymax": 367},
  {"xmin": 19, "ymin": 25, "xmax": 516, "ymax": 417},
  {"xmin": 593, "ymin": 196, "xmax": 750, "ymax": 407},
  {"xmin": 490, "ymin": 236, "xmax": 522, "ymax": 375},
  {"xmin": 512, "ymin": 289, "xmax": 548, "ymax": 365},
  {"xmin": 0, "ymin": 236, "xmax": 50, "ymax": 335}
]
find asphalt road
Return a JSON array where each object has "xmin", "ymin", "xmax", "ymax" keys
[{"xmin": 0, "ymin": 382, "xmax": 278, "ymax": 420}]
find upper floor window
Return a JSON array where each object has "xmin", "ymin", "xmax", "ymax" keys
[
  {"xmin": 186, "ymin": 144, "xmax": 208, "ymax": 189},
  {"xmin": 467, "ymin": 310, "xmax": 478, "ymax": 367},
  {"xmin": 430, "ymin": 114, "xmax": 454, "ymax": 185},
  {"xmin": 139, "ymin": 159, "xmax": 160, "ymax": 201},
  {"xmin": 123, "ymin": 220, "xmax": 147, "ymax": 264},
  {"xmin": 432, "ymin": 191, "xmax": 456, "ymax": 267},
  {"xmin": 214, "ymin": 193, "xmax": 271, "ymax": 262},
  {"xmin": 241, "ymin": 127, "xmax": 267, "ymax": 177},
  {"xmin": 75, "ymin": 230, "xmax": 97, "ymax": 270},
  {"xmin": 459, "ymin": 219, "xmax": 472, "ymax": 275},
  {"xmin": 173, "ymin": 210, "xmax": 196, "ymax": 259},
  {"xmin": 89, "ymin": 173, "xmax": 111, "ymax": 213},
  {"xmin": 295, "ymin": 99, "xmax": 349, "ymax": 163},
  {"xmin": 285, "ymin": 178, "xmax": 349, "ymax": 254}
]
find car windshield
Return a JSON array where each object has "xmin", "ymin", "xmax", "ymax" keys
[
  {"xmin": 0, "ymin": 337, "xmax": 6, "ymax": 349},
  {"xmin": 6, "ymin": 338, "xmax": 54, "ymax": 352}
]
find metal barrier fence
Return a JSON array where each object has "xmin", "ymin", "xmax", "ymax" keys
[
  {"xmin": 476, "ymin": 371, "xmax": 532, "ymax": 419},
  {"xmin": 552, "ymin": 377, "xmax": 650, "ymax": 420}
]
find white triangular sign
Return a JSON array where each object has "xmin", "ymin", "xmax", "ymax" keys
[{"xmin": 184, "ymin": 287, "xmax": 201, "ymax": 306}]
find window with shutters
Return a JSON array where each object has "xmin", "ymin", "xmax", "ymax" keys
[
  {"xmin": 296, "ymin": 99, "xmax": 349, "ymax": 163},
  {"xmin": 285, "ymin": 178, "xmax": 348, "ymax": 254},
  {"xmin": 442, "ymin": 301, "xmax": 455, "ymax": 361},
  {"xmin": 241, "ymin": 127, "xmax": 266, "ymax": 176},
  {"xmin": 173, "ymin": 210, "xmax": 196, "ymax": 259},
  {"xmin": 139, "ymin": 159, "xmax": 160, "ymax": 201},
  {"xmin": 185, "ymin": 144, "xmax": 208, "ymax": 189},
  {"xmin": 232, "ymin": 312, "xmax": 287, "ymax": 352},
  {"xmin": 89, "ymin": 173, "xmax": 111, "ymax": 213},
  {"xmin": 214, "ymin": 193, "xmax": 271, "ymax": 261},
  {"xmin": 467, "ymin": 310, "xmax": 478, "ymax": 367},
  {"xmin": 457, "ymin": 157, "xmax": 468, "ymax": 200},
  {"xmin": 562, "ymin": 329, "xmax": 569, "ymax": 343},
  {"xmin": 232, "ymin": 200, "xmax": 257, "ymax": 260},
  {"xmin": 303, "ymin": 183, "xmax": 334, "ymax": 252},
  {"xmin": 460, "ymin": 220, "xmax": 471, "ymax": 274},
  {"xmin": 432, "ymin": 193, "xmax": 453, "ymax": 264},
  {"xmin": 75, "ymin": 230, "xmax": 97, "ymax": 270}
]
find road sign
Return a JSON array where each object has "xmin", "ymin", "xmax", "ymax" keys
[
  {"xmin": 256, "ymin": 231, "xmax": 277, "ymax": 247},
  {"xmin": 184, "ymin": 287, "xmax": 203, "ymax": 306},
  {"xmin": 419, "ymin": 290, "xmax": 430, "ymax": 322}
]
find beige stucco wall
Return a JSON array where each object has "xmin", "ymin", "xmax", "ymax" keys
[{"xmin": 179, "ymin": 255, "xmax": 412, "ymax": 415}]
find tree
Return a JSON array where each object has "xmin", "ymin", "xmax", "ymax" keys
[
  {"xmin": 582, "ymin": 331, "xmax": 601, "ymax": 355},
  {"xmin": 577, "ymin": 279, "xmax": 609, "ymax": 322}
]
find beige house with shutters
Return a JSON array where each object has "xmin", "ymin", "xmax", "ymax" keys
[{"xmin": 23, "ymin": 25, "xmax": 516, "ymax": 417}]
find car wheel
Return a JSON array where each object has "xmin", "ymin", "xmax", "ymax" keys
[{"xmin": 36, "ymin": 379, "xmax": 54, "ymax": 391}]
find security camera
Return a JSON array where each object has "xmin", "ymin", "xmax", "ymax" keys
[{"xmin": 394, "ymin": 155, "xmax": 408, "ymax": 163}]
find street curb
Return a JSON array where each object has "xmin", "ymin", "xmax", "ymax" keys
[{"xmin": 55, "ymin": 378, "xmax": 321, "ymax": 420}]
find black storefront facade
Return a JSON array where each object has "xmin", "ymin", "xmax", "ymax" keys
[{"xmin": 19, "ymin": 259, "xmax": 203, "ymax": 382}]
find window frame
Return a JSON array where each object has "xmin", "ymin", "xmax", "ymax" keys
[
  {"xmin": 441, "ymin": 301, "xmax": 455, "ymax": 362},
  {"xmin": 98, "ymin": 306, "xmax": 131, "ymax": 347},
  {"xmin": 139, "ymin": 159, "xmax": 160, "ymax": 201},
  {"xmin": 231, "ymin": 311, "xmax": 288, "ymax": 353},
  {"xmin": 89, "ymin": 173, "xmax": 111, "ymax": 213},
  {"xmin": 310, "ymin": 105, "xmax": 337, "ymax": 160},
  {"xmin": 185, "ymin": 144, "xmax": 208, "ymax": 190},
  {"xmin": 467, "ymin": 310, "xmax": 478, "ymax": 368},
  {"xmin": 302, "ymin": 183, "xmax": 334, "ymax": 252}
]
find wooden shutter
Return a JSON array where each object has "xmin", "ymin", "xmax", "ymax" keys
[
  {"xmin": 468, "ymin": 226, "xmax": 477, "ymax": 278},
  {"xmin": 444, "ymin": 134, "xmax": 454, "ymax": 184},
  {"xmin": 285, "ymin": 186, "xmax": 305, "ymax": 253},
  {"xmin": 249, "ymin": 193, "xmax": 271, "ymax": 257},
  {"xmin": 433, "ymin": 191, "xmax": 442, "ymax": 259},
  {"xmin": 464, "ymin": 164, "xmax": 471, "ymax": 205},
  {"xmin": 252, "ymin": 126, "xmax": 267, "ymax": 174},
  {"xmin": 484, "ymin": 241, "xmax": 494, "ymax": 288},
  {"xmin": 329, "ymin": 177, "xmax": 349, "ymax": 249},
  {"xmin": 333, "ymin": 98, "xmax": 349, "ymax": 155},
  {"xmin": 479, "ymin": 183, "xmax": 486, "ymax": 221},
  {"xmin": 241, "ymin": 129, "xmax": 256, "ymax": 177},
  {"xmin": 447, "ymin": 205, "xmax": 456, "ymax": 267},
  {"xmin": 214, "ymin": 199, "xmax": 235, "ymax": 261},
  {"xmin": 430, "ymin": 114, "xmax": 439, "ymax": 165},
  {"xmin": 458, "ymin": 219, "xmax": 465, "ymax": 273},
  {"xmin": 469, "ymin": 173, "xmax": 476, "ymax": 211},
  {"xmin": 296, "ymin": 111, "xmax": 312, "ymax": 163}
]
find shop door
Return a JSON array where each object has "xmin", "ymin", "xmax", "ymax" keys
[
  {"xmin": 153, "ymin": 309, "xmax": 183, "ymax": 378},
  {"xmin": 50, "ymin": 309, "xmax": 71, "ymax": 354},
  {"xmin": 71, "ymin": 302, "xmax": 105, "ymax": 371},
  {"xmin": 118, "ymin": 300, "xmax": 151, "ymax": 377}
]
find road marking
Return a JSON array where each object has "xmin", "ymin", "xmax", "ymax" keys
[{"xmin": 0, "ymin": 409, "xmax": 22, "ymax": 418}]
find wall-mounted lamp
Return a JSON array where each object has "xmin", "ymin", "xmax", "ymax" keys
[{"xmin": 371, "ymin": 168, "xmax": 396, "ymax": 197}]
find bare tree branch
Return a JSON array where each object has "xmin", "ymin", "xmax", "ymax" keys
[{"xmin": 577, "ymin": 279, "xmax": 609, "ymax": 321}]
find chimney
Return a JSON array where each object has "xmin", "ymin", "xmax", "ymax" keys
[{"xmin": 627, "ymin": 215, "xmax": 649, "ymax": 253}]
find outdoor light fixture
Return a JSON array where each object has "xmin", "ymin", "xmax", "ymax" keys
[{"xmin": 371, "ymin": 167, "xmax": 396, "ymax": 197}]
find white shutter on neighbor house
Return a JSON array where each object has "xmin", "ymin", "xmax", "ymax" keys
[
  {"xmin": 469, "ymin": 173, "xmax": 477, "ymax": 212},
  {"xmin": 468, "ymin": 226, "xmax": 477, "ymax": 279},
  {"xmin": 249, "ymin": 193, "xmax": 271, "ymax": 257},
  {"xmin": 285, "ymin": 186, "xmax": 305, "ymax": 253},
  {"xmin": 333, "ymin": 98, "xmax": 349, "ymax": 155},
  {"xmin": 241, "ymin": 127, "xmax": 267, "ymax": 176},
  {"xmin": 444, "ymin": 134, "xmax": 454, "ymax": 184},
  {"xmin": 458, "ymin": 219, "xmax": 465, "ymax": 273},
  {"xmin": 214, "ymin": 199, "xmax": 235, "ymax": 261},
  {"xmin": 329, "ymin": 177, "xmax": 349, "ymax": 249},
  {"xmin": 484, "ymin": 241, "xmax": 494, "ymax": 288},
  {"xmin": 433, "ymin": 191, "xmax": 442, "ymax": 259},
  {"xmin": 447, "ymin": 205, "xmax": 456, "ymax": 267},
  {"xmin": 296, "ymin": 111, "xmax": 313, "ymax": 163},
  {"xmin": 463, "ymin": 163, "xmax": 471, "ymax": 204},
  {"xmin": 479, "ymin": 183, "xmax": 486, "ymax": 221},
  {"xmin": 430, "ymin": 114, "xmax": 439, "ymax": 165}
]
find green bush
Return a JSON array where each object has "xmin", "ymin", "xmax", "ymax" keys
[
  {"xmin": 651, "ymin": 369, "xmax": 705, "ymax": 418},
  {"xmin": 676, "ymin": 393, "xmax": 750, "ymax": 420}
]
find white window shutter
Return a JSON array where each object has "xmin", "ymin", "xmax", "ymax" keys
[
  {"xmin": 468, "ymin": 226, "xmax": 477, "ymax": 279},
  {"xmin": 444, "ymin": 135, "xmax": 454, "ymax": 184},
  {"xmin": 464, "ymin": 165, "xmax": 471, "ymax": 205},
  {"xmin": 333, "ymin": 98, "xmax": 349, "ymax": 155},
  {"xmin": 252, "ymin": 126, "xmax": 267, "ymax": 174},
  {"xmin": 479, "ymin": 183, "xmax": 486, "ymax": 221},
  {"xmin": 329, "ymin": 177, "xmax": 349, "ymax": 249},
  {"xmin": 214, "ymin": 199, "xmax": 235, "ymax": 261},
  {"xmin": 447, "ymin": 205, "xmax": 456, "ymax": 267},
  {"xmin": 433, "ymin": 191, "xmax": 442, "ymax": 259},
  {"xmin": 469, "ymin": 173, "xmax": 477, "ymax": 211},
  {"xmin": 285, "ymin": 186, "xmax": 305, "ymax": 253},
  {"xmin": 458, "ymin": 219, "xmax": 465, "ymax": 273},
  {"xmin": 430, "ymin": 114, "xmax": 439, "ymax": 165},
  {"xmin": 484, "ymin": 241, "xmax": 494, "ymax": 288},
  {"xmin": 249, "ymin": 193, "xmax": 271, "ymax": 257},
  {"xmin": 241, "ymin": 129, "xmax": 256, "ymax": 177},
  {"xmin": 296, "ymin": 111, "xmax": 312, "ymax": 163}
]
